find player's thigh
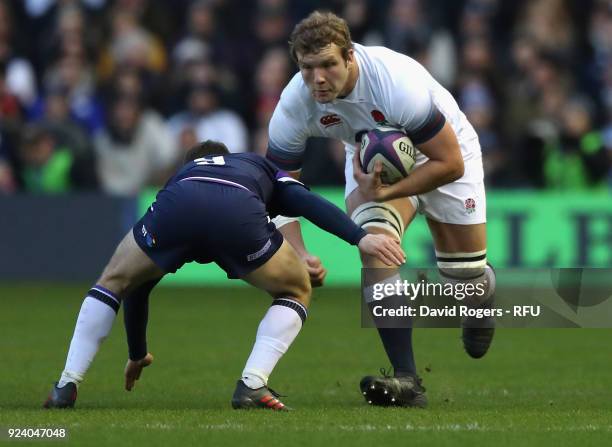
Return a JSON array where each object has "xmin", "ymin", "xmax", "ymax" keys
[
  {"xmin": 98, "ymin": 231, "xmax": 165, "ymax": 297},
  {"xmin": 420, "ymin": 178, "xmax": 487, "ymax": 253},
  {"xmin": 242, "ymin": 239, "xmax": 311, "ymax": 307},
  {"xmin": 346, "ymin": 187, "xmax": 417, "ymax": 268},
  {"xmin": 426, "ymin": 220, "xmax": 486, "ymax": 253}
]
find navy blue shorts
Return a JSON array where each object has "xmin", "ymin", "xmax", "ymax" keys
[{"xmin": 132, "ymin": 179, "xmax": 283, "ymax": 279}]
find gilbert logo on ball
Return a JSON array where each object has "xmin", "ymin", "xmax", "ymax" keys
[{"xmin": 359, "ymin": 126, "xmax": 416, "ymax": 184}]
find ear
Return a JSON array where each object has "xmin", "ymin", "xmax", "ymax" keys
[
  {"xmin": 346, "ymin": 48, "xmax": 355, "ymax": 65},
  {"xmin": 296, "ymin": 51, "xmax": 308, "ymax": 67}
]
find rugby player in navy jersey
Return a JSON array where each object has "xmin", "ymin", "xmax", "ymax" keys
[{"xmin": 43, "ymin": 140, "xmax": 405, "ymax": 411}]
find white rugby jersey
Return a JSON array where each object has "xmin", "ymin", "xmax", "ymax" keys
[{"xmin": 267, "ymin": 43, "xmax": 481, "ymax": 172}]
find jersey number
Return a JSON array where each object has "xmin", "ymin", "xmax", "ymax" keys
[{"xmin": 194, "ymin": 156, "xmax": 226, "ymax": 166}]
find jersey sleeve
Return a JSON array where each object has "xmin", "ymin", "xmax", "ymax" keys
[
  {"xmin": 384, "ymin": 65, "xmax": 446, "ymax": 145},
  {"xmin": 272, "ymin": 177, "xmax": 367, "ymax": 246},
  {"xmin": 123, "ymin": 281, "xmax": 158, "ymax": 361},
  {"xmin": 266, "ymin": 82, "xmax": 311, "ymax": 171}
]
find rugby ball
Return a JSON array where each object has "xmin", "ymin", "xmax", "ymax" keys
[{"xmin": 359, "ymin": 127, "xmax": 416, "ymax": 184}]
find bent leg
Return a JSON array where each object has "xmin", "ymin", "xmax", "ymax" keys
[
  {"xmin": 427, "ymin": 220, "xmax": 493, "ymax": 306},
  {"xmin": 427, "ymin": 219, "xmax": 496, "ymax": 358},
  {"xmin": 243, "ymin": 239, "xmax": 312, "ymax": 307},
  {"xmin": 426, "ymin": 220, "xmax": 486, "ymax": 253},
  {"xmin": 97, "ymin": 230, "xmax": 165, "ymax": 298},
  {"xmin": 346, "ymin": 189, "xmax": 420, "ymax": 378},
  {"xmin": 421, "ymin": 172, "xmax": 492, "ymax": 303},
  {"xmin": 58, "ymin": 231, "xmax": 164, "ymax": 388},
  {"xmin": 239, "ymin": 240, "xmax": 312, "ymax": 389}
]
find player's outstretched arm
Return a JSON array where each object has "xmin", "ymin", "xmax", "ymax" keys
[
  {"xmin": 274, "ymin": 183, "xmax": 405, "ymax": 266},
  {"xmin": 273, "ymin": 170, "xmax": 327, "ymax": 286},
  {"xmin": 122, "ymin": 279, "xmax": 159, "ymax": 390},
  {"xmin": 125, "ymin": 353, "xmax": 153, "ymax": 391}
]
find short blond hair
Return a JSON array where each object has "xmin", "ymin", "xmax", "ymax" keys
[{"xmin": 289, "ymin": 11, "xmax": 353, "ymax": 62}]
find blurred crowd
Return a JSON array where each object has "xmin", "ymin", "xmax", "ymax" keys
[{"xmin": 0, "ymin": 0, "xmax": 611, "ymax": 196}]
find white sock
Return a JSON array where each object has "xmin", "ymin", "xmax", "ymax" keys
[
  {"xmin": 241, "ymin": 298, "xmax": 307, "ymax": 389},
  {"xmin": 58, "ymin": 289, "xmax": 119, "ymax": 388}
]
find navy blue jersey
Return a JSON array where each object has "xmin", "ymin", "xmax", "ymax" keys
[
  {"xmin": 133, "ymin": 151, "xmax": 365, "ymax": 277},
  {"xmin": 170, "ymin": 153, "xmax": 294, "ymax": 209},
  {"xmin": 127, "ymin": 151, "xmax": 366, "ymax": 360}
]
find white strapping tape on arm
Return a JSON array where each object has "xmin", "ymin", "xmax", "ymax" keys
[{"xmin": 272, "ymin": 215, "xmax": 299, "ymax": 229}]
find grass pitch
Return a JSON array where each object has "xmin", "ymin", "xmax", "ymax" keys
[{"xmin": 1, "ymin": 283, "xmax": 611, "ymax": 446}]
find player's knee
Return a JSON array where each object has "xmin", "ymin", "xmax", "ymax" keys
[
  {"xmin": 483, "ymin": 263, "xmax": 496, "ymax": 298},
  {"xmin": 96, "ymin": 234, "xmax": 134, "ymax": 296},
  {"xmin": 351, "ymin": 201, "xmax": 405, "ymax": 268},
  {"xmin": 359, "ymin": 237, "xmax": 392, "ymax": 268},
  {"xmin": 288, "ymin": 269, "xmax": 312, "ymax": 308},
  {"xmin": 263, "ymin": 263, "xmax": 311, "ymax": 307},
  {"xmin": 294, "ymin": 284, "xmax": 311, "ymax": 308},
  {"xmin": 359, "ymin": 227, "xmax": 402, "ymax": 269},
  {"xmin": 97, "ymin": 264, "xmax": 131, "ymax": 298},
  {"xmin": 97, "ymin": 231, "xmax": 163, "ymax": 297},
  {"xmin": 351, "ymin": 202, "xmax": 404, "ymax": 242}
]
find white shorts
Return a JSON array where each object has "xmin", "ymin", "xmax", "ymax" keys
[{"xmin": 345, "ymin": 149, "xmax": 487, "ymax": 225}]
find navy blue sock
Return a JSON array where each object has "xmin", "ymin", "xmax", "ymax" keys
[
  {"xmin": 368, "ymin": 293, "xmax": 417, "ymax": 377},
  {"xmin": 376, "ymin": 327, "xmax": 416, "ymax": 377}
]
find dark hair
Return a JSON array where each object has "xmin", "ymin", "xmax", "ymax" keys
[
  {"xmin": 289, "ymin": 11, "xmax": 353, "ymax": 62},
  {"xmin": 21, "ymin": 124, "xmax": 52, "ymax": 147},
  {"xmin": 183, "ymin": 140, "xmax": 230, "ymax": 163}
]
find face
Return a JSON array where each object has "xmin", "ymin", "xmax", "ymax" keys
[
  {"xmin": 113, "ymin": 98, "xmax": 141, "ymax": 133},
  {"xmin": 189, "ymin": 89, "xmax": 216, "ymax": 115},
  {"xmin": 297, "ymin": 43, "xmax": 355, "ymax": 103},
  {"xmin": 22, "ymin": 136, "xmax": 54, "ymax": 167}
]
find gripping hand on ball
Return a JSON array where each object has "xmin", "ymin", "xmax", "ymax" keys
[
  {"xmin": 125, "ymin": 352, "xmax": 154, "ymax": 391},
  {"xmin": 353, "ymin": 151, "xmax": 389, "ymax": 202}
]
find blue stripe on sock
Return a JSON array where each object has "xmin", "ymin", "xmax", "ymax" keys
[
  {"xmin": 92, "ymin": 285, "xmax": 120, "ymax": 304},
  {"xmin": 88, "ymin": 288, "xmax": 120, "ymax": 314},
  {"xmin": 271, "ymin": 298, "xmax": 307, "ymax": 323}
]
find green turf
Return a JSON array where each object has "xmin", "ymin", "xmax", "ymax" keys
[{"xmin": 1, "ymin": 284, "xmax": 611, "ymax": 446}]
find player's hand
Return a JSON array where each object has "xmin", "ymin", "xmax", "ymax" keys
[
  {"xmin": 358, "ymin": 234, "xmax": 406, "ymax": 266},
  {"xmin": 302, "ymin": 253, "xmax": 327, "ymax": 287},
  {"xmin": 124, "ymin": 352, "xmax": 154, "ymax": 391},
  {"xmin": 352, "ymin": 152, "xmax": 389, "ymax": 202}
]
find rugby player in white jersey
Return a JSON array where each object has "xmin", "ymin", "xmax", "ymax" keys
[{"xmin": 266, "ymin": 11, "xmax": 496, "ymax": 408}]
